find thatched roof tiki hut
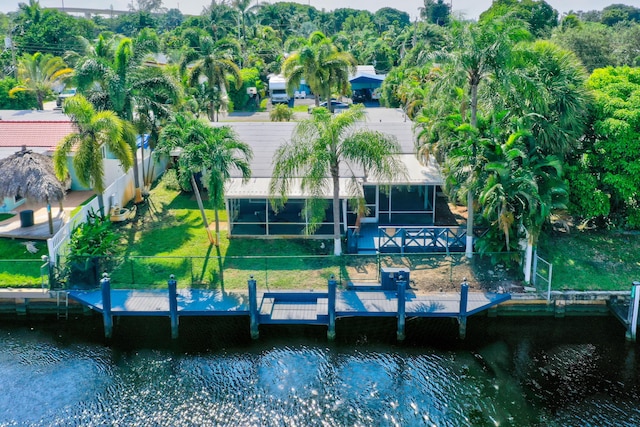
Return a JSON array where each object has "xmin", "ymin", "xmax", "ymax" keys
[{"xmin": 0, "ymin": 146, "xmax": 68, "ymax": 235}]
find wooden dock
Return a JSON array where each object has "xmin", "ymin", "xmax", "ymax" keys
[{"xmin": 68, "ymin": 281, "xmax": 511, "ymax": 340}]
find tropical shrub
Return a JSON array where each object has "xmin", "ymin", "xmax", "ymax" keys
[
  {"xmin": 270, "ymin": 104, "xmax": 294, "ymax": 121},
  {"xmin": 62, "ymin": 210, "xmax": 120, "ymax": 289}
]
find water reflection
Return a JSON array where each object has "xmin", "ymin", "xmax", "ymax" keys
[{"xmin": 0, "ymin": 316, "xmax": 639, "ymax": 426}]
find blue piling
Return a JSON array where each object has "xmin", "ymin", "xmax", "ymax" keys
[
  {"xmin": 397, "ymin": 272, "xmax": 407, "ymax": 341},
  {"xmin": 168, "ymin": 274, "xmax": 179, "ymax": 339},
  {"xmin": 248, "ymin": 276, "xmax": 259, "ymax": 339},
  {"xmin": 328, "ymin": 275, "xmax": 337, "ymax": 341},
  {"xmin": 100, "ymin": 272, "xmax": 113, "ymax": 339},
  {"xmin": 458, "ymin": 278, "xmax": 469, "ymax": 339}
]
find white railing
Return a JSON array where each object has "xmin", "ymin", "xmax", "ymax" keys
[
  {"xmin": 532, "ymin": 251, "xmax": 553, "ymax": 301},
  {"xmin": 46, "ymin": 159, "xmax": 142, "ymax": 265}
]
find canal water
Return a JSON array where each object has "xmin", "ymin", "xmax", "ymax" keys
[{"xmin": 1, "ymin": 314, "xmax": 639, "ymax": 426}]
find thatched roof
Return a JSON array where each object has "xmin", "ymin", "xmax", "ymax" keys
[{"xmin": 0, "ymin": 146, "xmax": 68, "ymax": 202}]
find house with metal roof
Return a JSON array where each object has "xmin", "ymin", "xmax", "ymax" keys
[
  {"xmin": 350, "ymin": 65, "xmax": 385, "ymax": 103},
  {"xmin": 215, "ymin": 108, "xmax": 459, "ymax": 253}
]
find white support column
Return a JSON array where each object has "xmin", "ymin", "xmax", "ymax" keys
[
  {"xmin": 342, "ymin": 198, "xmax": 348, "ymax": 233},
  {"xmin": 431, "ymin": 185, "xmax": 436, "ymax": 224},
  {"xmin": 265, "ymin": 199, "xmax": 269, "ymax": 236},
  {"xmin": 225, "ymin": 199, "xmax": 231, "ymax": 234}
]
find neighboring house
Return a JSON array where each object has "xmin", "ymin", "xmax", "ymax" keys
[
  {"xmin": 0, "ymin": 109, "xmax": 147, "ymax": 208},
  {"xmin": 217, "ymin": 108, "xmax": 455, "ymax": 253},
  {"xmin": 350, "ymin": 65, "xmax": 385, "ymax": 103},
  {"xmin": 0, "ymin": 110, "xmax": 74, "ymax": 212}
]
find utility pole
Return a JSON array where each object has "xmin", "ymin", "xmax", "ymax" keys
[{"xmin": 5, "ymin": 29, "xmax": 17, "ymax": 79}]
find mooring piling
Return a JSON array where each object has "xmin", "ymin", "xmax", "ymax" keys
[
  {"xmin": 626, "ymin": 281, "xmax": 640, "ymax": 341},
  {"xmin": 458, "ymin": 278, "xmax": 469, "ymax": 339},
  {"xmin": 100, "ymin": 272, "xmax": 113, "ymax": 339},
  {"xmin": 248, "ymin": 276, "xmax": 259, "ymax": 339},
  {"xmin": 327, "ymin": 275, "xmax": 337, "ymax": 341},
  {"xmin": 168, "ymin": 274, "xmax": 179, "ymax": 339},
  {"xmin": 397, "ymin": 272, "xmax": 407, "ymax": 341}
]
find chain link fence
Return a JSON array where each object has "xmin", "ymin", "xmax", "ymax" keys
[{"xmin": 51, "ymin": 252, "xmax": 523, "ymax": 292}]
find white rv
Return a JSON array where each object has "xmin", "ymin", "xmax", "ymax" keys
[{"xmin": 268, "ymin": 74, "xmax": 290, "ymax": 104}]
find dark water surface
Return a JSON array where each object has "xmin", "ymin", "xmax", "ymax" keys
[{"xmin": 1, "ymin": 314, "xmax": 639, "ymax": 426}]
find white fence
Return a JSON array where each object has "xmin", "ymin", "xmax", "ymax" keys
[{"xmin": 46, "ymin": 154, "xmax": 164, "ymax": 265}]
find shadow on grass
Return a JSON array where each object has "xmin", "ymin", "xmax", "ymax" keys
[{"xmin": 222, "ymin": 237, "xmax": 337, "ymax": 289}]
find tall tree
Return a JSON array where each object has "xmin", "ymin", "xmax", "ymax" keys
[
  {"xmin": 417, "ymin": 19, "xmax": 528, "ymax": 258},
  {"xmin": 75, "ymin": 33, "xmax": 180, "ymax": 202},
  {"xmin": 419, "ymin": 0, "xmax": 451, "ymax": 26},
  {"xmin": 9, "ymin": 52, "xmax": 73, "ymax": 110},
  {"xmin": 11, "ymin": 0, "xmax": 95, "ymax": 56},
  {"xmin": 574, "ymin": 66, "xmax": 640, "ymax": 229},
  {"xmin": 480, "ymin": 0, "xmax": 558, "ymax": 38},
  {"xmin": 156, "ymin": 114, "xmax": 252, "ymax": 246},
  {"xmin": 181, "ymin": 35, "xmax": 243, "ymax": 121},
  {"xmin": 282, "ymin": 31, "xmax": 356, "ymax": 111},
  {"xmin": 270, "ymin": 104, "xmax": 405, "ymax": 256},
  {"xmin": 53, "ymin": 95, "xmax": 134, "ymax": 216}
]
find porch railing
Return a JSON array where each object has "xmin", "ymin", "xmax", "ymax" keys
[
  {"xmin": 375, "ymin": 226, "xmax": 489, "ymax": 254},
  {"xmin": 378, "ymin": 226, "xmax": 467, "ymax": 254}
]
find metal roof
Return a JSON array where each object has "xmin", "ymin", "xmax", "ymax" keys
[
  {"xmin": 0, "ymin": 109, "xmax": 70, "ymax": 121},
  {"xmin": 225, "ymin": 155, "xmax": 442, "ymax": 199},
  {"xmin": 226, "ymin": 177, "xmax": 362, "ymax": 199},
  {"xmin": 349, "ymin": 74, "xmax": 386, "ymax": 84},
  {"xmin": 214, "ymin": 109, "xmax": 425, "ymax": 180}
]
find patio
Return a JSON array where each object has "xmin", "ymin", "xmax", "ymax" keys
[{"xmin": 0, "ymin": 190, "xmax": 94, "ymax": 240}]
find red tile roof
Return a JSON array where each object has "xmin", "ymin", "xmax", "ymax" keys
[{"xmin": 0, "ymin": 121, "xmax": 74, "ymax": 149}]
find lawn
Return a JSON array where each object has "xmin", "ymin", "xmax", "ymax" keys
[
  {"xmin": 538, "ymin": 230, "xmax": 640, "ymax": 291},
  {"xmin": 1, "ymin": 182, "xmax": 638, "ymax": 292},
  {"xmin": 0, "ymin": 240, "xmax": 48, "ymax": 287},
  {"xmin": 108, "ymin": 184, "xmax": 338, "ymax": 290}
]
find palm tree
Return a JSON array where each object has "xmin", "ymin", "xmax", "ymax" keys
[
  {"xmin": 270, "ymin": 104, "xmax": 405, "ymax": 256},
  {"xmin": 9, "ymin": 52, "xmax": 73, "ymax": 110},
  {"xmin": 75, "ymin": 34, "xmax": 180, "ymax": 203},
  {"xmin": 417, "ymin": 19, "xmax": 528, "ymax": 258},
  {"xmin": 156, "ymin": 114, "xmax": 253, "ymax": 246},
  {"xmin": 181, "ymin": 36, "xmax": 243, "ymax": 122},
  {"xmin": 505, "ymin": 40, "xmax": 590, "ymax": 157},
  {"xmin": 282, "ymin": 31, "xmax": 356, "ymax": 111},
  {"xmin": 53, "ymin": 95, "xmax": 134, "ymax": 216},
  {"xmin": 477, "ymin": 130, "xmax": 567, "ymax": 282}
]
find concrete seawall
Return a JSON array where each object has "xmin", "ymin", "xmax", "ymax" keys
[{"xmin": 0, "ymin": 289, "xmax": 630, "ymax": 319}]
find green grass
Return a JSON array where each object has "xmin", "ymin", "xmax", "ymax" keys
[
  {"xmin": 1, "ymin": 182, "xmax": 638, "ymax": 292},
  {"xmin": 0, "ymin": 240, "xmax": 48, "ymax": 287},
  {"xmin": 538, "ymin": 231, "xmax": 640, "ymax": 291},
  {"xmin": 0, "ymin": 213, "xmax": 15, "ymax": 221},
  {"xmin": 109, "ymin": 185, "xmax": 336, "ymax": 289}
]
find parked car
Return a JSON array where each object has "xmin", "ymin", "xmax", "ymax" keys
[
  {"xmin": 56, "ymin": 88, "xmax": 77, "ymax": 107},
  {"xmin": 308, "ymin": 100, "xmax": 351, "ymax": 113}
]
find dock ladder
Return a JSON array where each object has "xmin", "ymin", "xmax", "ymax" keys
[{"xmin": 56, "ymin": 291, "xmax": 69, "ymax": 320}]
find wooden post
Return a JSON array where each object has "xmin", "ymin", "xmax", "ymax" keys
[
  {"xmin": 397, "ymin": 272, "xmax": 407, "ymax": 341},
  {"xmin": 458, "ymin": 278, "xmax": 469, "ymax": 339},
  {"xmin": 626, "ymin": 281, "xmax": 640, "ymax": 341},
  {"xmin": 100, "ymin": 272, "xmax": 113, "ymax": 339},
  {"xmin": 168, "ymin": 274, "xmax": 179, "ymax": 339},
  {"xmin": 328, "ymin": 275, "xmax": 337, "ymax": 341},
  {"xmin": 248, "ymin": 276, "xmax": 259, "ymax": 339}
]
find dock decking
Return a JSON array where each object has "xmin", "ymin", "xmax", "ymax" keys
[{"xmin": 68, "ymin": 288, "xmax": 511, "ymax": 336}]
